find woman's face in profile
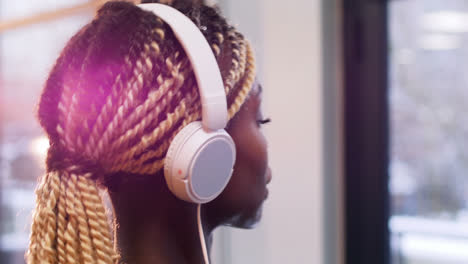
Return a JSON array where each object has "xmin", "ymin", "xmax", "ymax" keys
[{"xmin": 206, "ymin": 81, "xmax": 272, "ymax": 228}]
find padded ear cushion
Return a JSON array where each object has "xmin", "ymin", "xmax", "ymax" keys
[
  {"xmin": 164, "ymin": 122, "xmax": 202, "ymax": 181},
  {"xmin": 164, "ymin": 121, "xmax": 236, "ymax": 203},
  {"xmin": 164, "ymin": 121, "xmax": 202, "ymax": 195}
]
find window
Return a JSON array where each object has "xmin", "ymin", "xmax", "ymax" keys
[
  {"xmin": 389, "ymin": 1, "xmax": 468, "ymax": 263},
  {"xmin": 344, "ymin": 1, "xmax": 468, "ymax": 263}
]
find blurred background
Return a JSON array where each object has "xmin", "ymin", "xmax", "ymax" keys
[{"xmin": 1, "ymin": 0, "xmax": 468, "ymax": 264}]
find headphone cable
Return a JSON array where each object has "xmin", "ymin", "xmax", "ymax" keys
[{"xmin": 197, "ymin": 204, "xmax": 210, "ymax": 264}]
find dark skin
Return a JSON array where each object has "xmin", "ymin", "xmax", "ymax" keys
[{"xmin": 108, "ymin": 82, "xmax": 272, "ymax": 264}]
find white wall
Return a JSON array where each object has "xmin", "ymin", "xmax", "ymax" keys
[
  {"xmin": 261, "ymin": 0, "xmax": 325, "ymax": 263},
  {"xmin": 212, "ymin": 0, "xmax": 344, "ymax": 263}
]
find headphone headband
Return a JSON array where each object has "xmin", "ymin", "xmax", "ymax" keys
[{"xmin": 138, "ymin": 3, "xmax": 228, "ymax": 131}]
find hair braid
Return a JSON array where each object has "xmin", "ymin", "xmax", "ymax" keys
[
  {"xmin": 28, "ymin": 181, "xmax": 44, "ymax": 263},
  {"xmin": 87, "ymin": 19, "xmax": 175, "ymax": 160},
  {"xmin": 76, "ymin": 174, "xmax": 115, "ymax": 264},
  {"xmin": 107, "ymin": 86, "xmax": 181, "ymax": 158},
  {"xmin": 108, "ymin": 98, "xmax": 187, "ymax": 172},
  {"xmin": 101, "ymin": 69, "xmax": 182, "ymax": 158},
  {"xmin": 43, "ymin": 172, "xmax": 61, "ymax": 263},
  {"xmin": 134, "ymin": 108, "xmax": 201, "ymax": 175},
  {"xmin": 99, "ymin": 44, "xmax": 190, "ymax": 159},
  {"xmin": 58, "ymin": 21, "xmax": 103, "ymax": 153},
  {"xmin": 129, "ymin": 84, "xmax": 200, "ymax": 168},
  {"xmin": 228, "ymin": 42, "xmax": 256, "ymax": 119},
  {"xmin": 56, "ymin": 176, "xmax": 68, "ymax": 264},
  {"xmin": 28, "ymin": 172, "xmax": 60, "ymax": 264},
  {"xmin": 70, "ymin": 173, "xmax": 97, "ymax": 264},
  {"xmin": 30, "ymin": 1, "xmax": 257, "ymax": 263},
  {"xmin": 63, "ymin": 171, "xmax": 81, "ymax": 264},
  {"xmin": 81, "ymin": 6, "xmax": 164, "ymax": 158}
]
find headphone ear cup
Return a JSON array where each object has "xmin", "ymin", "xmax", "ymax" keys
[
  {"xmin": 164, "ymin": 121, "xmax": 236, "ymax": 203},
  {"xmin": 164, "ymin": 122, "xmax": 202, "ymax": 192}
]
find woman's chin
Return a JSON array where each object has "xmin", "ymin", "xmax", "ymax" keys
[{"xmin": 228, "ymin": 203, "xmax": 264, "ymax": 229}]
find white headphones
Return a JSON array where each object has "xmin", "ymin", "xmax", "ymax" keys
[{"xmin": 138, "ymin": 4, "xmax": 236, "ymax": 204}]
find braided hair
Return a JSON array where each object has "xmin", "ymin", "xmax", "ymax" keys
[{"xmin": 27, "ymin": 1, "xmax": 256, "ymax": 263}]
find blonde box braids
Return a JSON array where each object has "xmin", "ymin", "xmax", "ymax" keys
[{"xmin": 27, "ymin": 1, "xmax": 256, "ymax": 264}]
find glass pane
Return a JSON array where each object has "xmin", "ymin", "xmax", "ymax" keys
[
  {"xmin": 389, "ymin": 1, "xmax": 468, "ymax": 263},
  {"xmin": 0, "ymin": 2, "xmax": 90, "ymax": 263}
]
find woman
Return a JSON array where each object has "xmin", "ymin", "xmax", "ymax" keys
[{"xmin": 27, "ymin": 1, "xmax": 271, "ymax": 263}]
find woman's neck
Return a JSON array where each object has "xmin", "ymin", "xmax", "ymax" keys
[{"xmin": 108, "ymin": 174, "xmax": 213, "ymax": 264}]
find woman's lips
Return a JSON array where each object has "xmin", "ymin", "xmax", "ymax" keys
[
  {"xmin": 266, "ymin": 167, "xmax": 272, "ymax": 184},
  {"xmin": 265, "ymin": 167, "xmax": 272, "ymax": 199}
]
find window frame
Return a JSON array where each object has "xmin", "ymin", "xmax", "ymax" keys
[{"xmin": 342, "ymin": 0, "xmax": 390, "ymax": 263}]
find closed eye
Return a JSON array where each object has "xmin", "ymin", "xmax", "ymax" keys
[{"xmin": 257, "ymin": 118, "xmax": 271, "ymax": 126}]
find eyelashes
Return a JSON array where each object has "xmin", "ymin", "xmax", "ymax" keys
[{"xmin": 257, "ymin": 118, "xmax": 271, "ymax": 126}]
